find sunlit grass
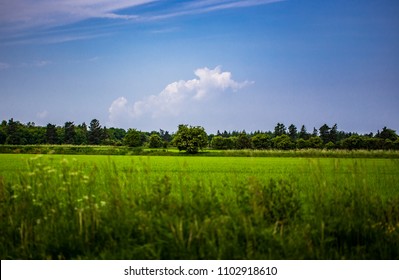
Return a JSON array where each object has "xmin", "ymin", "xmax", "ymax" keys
[{"xmin": 0, "ymin": 154, "xmax": 398, "ymax": 259}]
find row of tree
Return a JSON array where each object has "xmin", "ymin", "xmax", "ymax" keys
[
  {"xmin": 0, "ymin": 119, "xmax": 398, "ymax": 153},
  {"xmin": 211, "ymin": 123, "xmax": 399, "ymax": 151},
  {"xmin": 0, "ymin": 119, "xmax": 171, "ymax": 147}
]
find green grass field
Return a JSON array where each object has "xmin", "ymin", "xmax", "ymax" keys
[{"xmin": 0, "ymin": 154, "xmax": 398, "ymax": 259}]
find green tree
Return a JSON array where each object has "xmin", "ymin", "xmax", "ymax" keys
[
  {"xmin": 172, "ymin": 124, "xmax": 208, "ymax": 154},
  {"xmin": 379, "ymin": 127, "xmax": 397, "ymax": 141},
  {"xmin": 0, "ymin": 126, "xmax": 6, "ymax": 144},
  {"xmin": 74, "ymin": 123, "xmax": 88, "ymax": 145},
  {"xmin": 251, "ymin": 133, "xmax": 272, "ymax": 149},
  {"xmin": 330, "ymin": 124, "xmax": 338, "ymax": 144},
  {"xmin": 148, "ymin": 134, "xmax": 163, "ymax": 148},
  {"xmin": 319, "ymin": 124, "xmax": 331, "ymax": 144},
  {"xmin": 308, "ymin": 136, "xmax": 323, "ymax": 149},
  {"xmin": 63, "ymin": 122, "xmax": 76, "ymax": 144},
  {"xmin": 124, "ymin": 128, "xmax": 143, "ymax": 147},
  {"xmin": 341, "ymin": 135, "xmax": 364, "ymax": 150},
  {"xmin": 106, "ymin": 127, "xmax": 126, "ymax": 145},
  {"xmin": 299, "ymin": 125, "xmax": 310, "ymax": 140},
  {"xmin": 46, "ymin": 123, "xmax": 58, "ymax": 144},
  {"xmin": 288, "ymin": 124, "xmax": 297, "ymax": 142},
  {"xmin": 274, "ymin": 122, "xmax": 286, "ymax": 137},
  {"xmin": 272, "ymin": 134, "xmax": 294, "ymax": 150},
  {"xmin": 312, "ymin": 127, "xmax": 318, "ymax": 137},
  {"xmin": 296, "ymin": 138, "xmax": 308, "ymax": 149},
  {"xmin": 325, "ymin": 141, "xmax": 335, "ymax": 150},
  {"xmin": 236, "ymin": 132, "xmax": 252, "ymax": 149},
  {"xmin": 211, "ymin": 136, "xmax": 226, "ymax": 149},
  {"xmin": 6, "ymin": 119, "xmax": 26, "ymax": 145},
  {"xmin": 88, "ymin": 119, "xmax": 103, "ymax": 145},
  {"xmin": 393, "ymin": 138, "xmax": 399, "ymax": 150},
  {"xmin": 159, "ymin": 129, "xmax": 172, "ymax": 143},
  {"xmin": 24, "ymin": 122, "xmax": 45, "ymax": 144}
]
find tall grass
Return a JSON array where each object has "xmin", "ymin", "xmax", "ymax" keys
[
  {"xmin": 0, "ymin": 156, "xmax": 398, "ymax": 259},
  {"xmin": 1, "ymin": 144, "xmax": 399, "ymax": 158}
]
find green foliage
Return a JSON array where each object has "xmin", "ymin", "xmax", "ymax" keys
[
  {"xmin": 325, "ymin": 141, "xmax": 335, "ymax": 150},
  {"xmin": 46, "ymin": 124, "xmax": 58, "ymax": 144},
  {"xmin": 0, "ymin": 118, "xmax": 398, "ymax": 152},
  {"xmin": 296, "ymin": 138, "xmax": 308, "ymax": 149},
  {"xmin": 272, "ymin": 134, "xmax": 294, "ymax": 150},
  {"xmin": 299, "ymin": 125, "xmax": 310, "ymax": 140},
  {"xmin": 342, "ymin": 135, "xmax": 364, "ymax": 150},
  {"xmin": 172, "ymin": 124, "xmax": 208, "ymax": 154},
  {"xmin": 379, "ymin": 126, "xmax": 398, "ymax": 141},
  {"xmin": 211, "ymin": 136, "xmax": 236, "ymax": 150},
  {"xmin": 148, "ymin": 134, "xmax": 163, "ymax": 148},
  {"xmin": 288, "ymin": 124, "xmax": 297, "ymax": 141},
  {"xmin": 252, "ymin": 133, "xmax": 272, "ymax": 149},
  {"xmin": 394, "ymin": 138, "xmax": 399, "ymax": 150},
  {"xmin": 236, "ymin": 132, "xmax": 252, "ymax": 149},
  {"xmin": 124, "ymin": 129, "xmax": 143, "ymax": 147},
  {"xmin": 308, "ymin": 136, "xmax": 323, "ymax": 149},
  {"xmin": 0, "ymin": 127, "xmax": 6, "ymax": 144},
  {"xmin": 88, "ymin": 119, "xmax": 103, "ymax": 145},
  {"xmin": 274, "ymin": 122, "xmax": 286, "ymax": 137},
  {"xmin": 319, "ymin": 124, "xmax": 331, "ymax": 144},
  {"xmin": 63, "ymin": 122, "xmax": 76, "ymax": 145}
]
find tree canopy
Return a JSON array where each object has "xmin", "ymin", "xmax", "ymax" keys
[{"xmin": 172, "ymin": 124, "xmax": 208, "ymax": 154}]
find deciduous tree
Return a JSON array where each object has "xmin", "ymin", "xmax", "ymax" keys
[
  {"xmin": 173, "ymin": 124, "xmax": 208, "ymax": 154},
  {"xmin": 124, "ymin": 128, "xmax": 143, "ymax": 147},
  {"xmin": 149, "ymin": 134, "xmax": 163, "ymax": 148}
]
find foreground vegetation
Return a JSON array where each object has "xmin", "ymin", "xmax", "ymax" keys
[
  {"xmin": 1, "ymin": 154, "xmax": 398, "ymax": 259},
  {"xmin": 1, "ymin": 144, "xmax": 399, "ymax": 159}
]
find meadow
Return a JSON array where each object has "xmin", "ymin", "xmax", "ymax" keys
[{"xmin": 0, "ymin": 153, "xmax": 398, "ymax": 259}]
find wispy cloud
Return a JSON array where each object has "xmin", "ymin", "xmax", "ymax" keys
[
  {"xmin": 108, "ymin": 66, "xmax": 253, "ymax": 128},
  {"xmin": 0, "ymin": 0, "xmax": 154, "ymax": 32},
  {"xmin": 0, "ymin": 60, "xmax": 52, "ymax": 69},
  {"xmin": 1, "ymin": 0, "xmax": 283, "ymax": 44},
  {"xmin": 145, "ymin": 0, "xmax": 283, "ymax": 21}
]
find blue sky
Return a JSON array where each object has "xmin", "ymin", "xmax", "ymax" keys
[{"xmin": 0, "ymin": 0, "xmax": 398, "ymax": 134}]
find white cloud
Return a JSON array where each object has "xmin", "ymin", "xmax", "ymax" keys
[
  {"xmin": 109, "ymin": 97, "xmax": 130, "ymax": 124},
  {"xmin": 1, "ymin": 0, "xmax": 283, "ymax": 43},
  {"xmin": 146, "ymin": 0, "xmax": 283, "ymax": 21},
  {"xmin": 0, "ymin": 0, "xmax": 155, "ymax": 45},
  {"xmin": 0, "ymin": 0, "xmax": 154, "ymax": 31},
  {"xmin": 108, "ymin": 66, "xmax": 253, "ymax": 128}
]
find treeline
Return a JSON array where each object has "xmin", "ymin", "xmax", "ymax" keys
[
  {"xmin": 0, "ymin": 119, "xmax": 398, "ymax": 151},
  {"xmin": 211, "ymin": 123, "xmax": 399, "ymax": 151},
  {"xmin": 0, "ymin": 119, "xmax": 171, "ymax": 147}
]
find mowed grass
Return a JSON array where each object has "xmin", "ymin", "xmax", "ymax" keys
[{"xmin": 0, "ymin": 154, "xmax": 398, "ymax": 259}]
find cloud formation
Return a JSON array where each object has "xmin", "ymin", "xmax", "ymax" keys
[
  {"xmin": 0, "ymin": 0, "xmax": 153, "ymax": 31},
  {"xmin": 149, "ymin": 0, "xmax": 283, "ymax": 20},
  {"xmin": 0, "ymin": 0, "xmax": 283, "ymax": 44},
  {"xmin": 108, "ymin": 66, "xmax": 252, "ymax": 127}
]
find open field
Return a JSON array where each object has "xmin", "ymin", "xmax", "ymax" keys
[{"xmin": 0, "ymin": 154, "xmax": 399, "ymax": 259}]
